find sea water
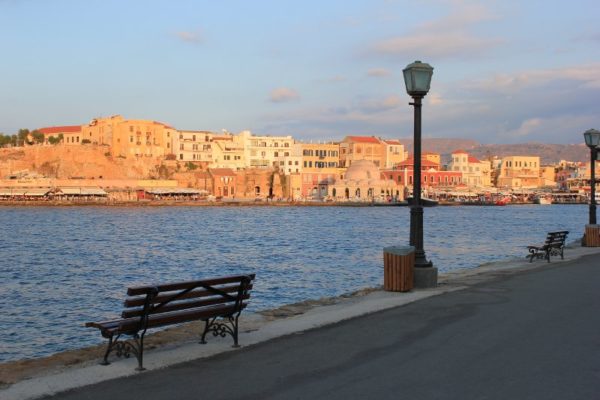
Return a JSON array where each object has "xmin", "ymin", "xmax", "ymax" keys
[{"xmin": 0, "ymin": 204, "xmax": 588, "ymax": 362}]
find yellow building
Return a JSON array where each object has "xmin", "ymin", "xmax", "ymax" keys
[
  {"xmin": 382, "ymin": 140, "xmax": 406, "ymax": 168},
  {"xmin": 422, "ymin": 152, "xmax": 441, "ymax": 166},
  {"xmin": 177, "ymin": 130, "xmax": 214, "ymax": 162},
  {"xmin": 81, "ymin": 115, "xmax": 175, "ymax": 159},
  {"xmin": 448, "ymin": 150, "xmax": 492, "ymax": 188},
  {"xmin": 497, "ymin": 155, "xmax": 541, "ymax": 189},
  {"xmin": 340, "ymin": 136, "xmax": 384, "ymax": 168},
  {"xmin": 211, "ymin": 135, "xmax": 245, "ymax": 170},
  {"xmin": 539, "ymin": 165, "xmax": 557, "ymax": 187}
]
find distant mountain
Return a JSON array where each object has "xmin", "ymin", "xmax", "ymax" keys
[{"xmin": 398, "ymin": 138, "xmax": 589, "ymax": 165}]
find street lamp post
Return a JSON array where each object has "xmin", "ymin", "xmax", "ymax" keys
[
  {"xmin": 583, "ymin": 129, "xmax": 600, "ymax": 225},
  {"xmin": 403, "ymin": 61, "xmax": 437, "ymax": 287}
]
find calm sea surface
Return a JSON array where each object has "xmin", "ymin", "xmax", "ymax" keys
[{"xmin": 0, "ymin": 204, "xmax": 588, "ymax": 362}]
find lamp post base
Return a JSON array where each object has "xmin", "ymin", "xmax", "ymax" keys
[{"xmin": 414, "ymin": 266, "xmax": 438, "ymax": 288}]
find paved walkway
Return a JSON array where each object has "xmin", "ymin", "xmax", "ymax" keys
[{"xmin": 4, "ymin": 247, "xmax": 600, "ymax": 399}]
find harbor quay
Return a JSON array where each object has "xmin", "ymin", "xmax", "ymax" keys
[{"xmin": 2, "ymin": 244, "xmax": 599, "ymax": 400}]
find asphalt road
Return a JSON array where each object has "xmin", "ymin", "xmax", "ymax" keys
[{"xmin": 47, "ymin": 253, "xmax": 600, "ymax": 400}]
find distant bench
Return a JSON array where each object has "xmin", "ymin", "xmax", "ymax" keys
[
  {"xmin": 527, "ymin": 231, "xmax": 569, "ymax": 263},
  {"xmin": 86, "ymin": 274, "xmax": 255, "ymax": 371}
]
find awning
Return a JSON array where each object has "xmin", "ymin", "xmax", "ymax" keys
[
  {"xmin": 145, "ymin": 188, "xmax": 202, "ymax": 195},
  {"xmin": 0, "ymin": 189, "xmax": 28, "ymax": 196},
  {"xmin": 58, "ymin": 187, "xmax": 107, "ymax": 196},
  {"xmin": 24, "ymin": 188, "xmax": 51, "ymax": 196}
]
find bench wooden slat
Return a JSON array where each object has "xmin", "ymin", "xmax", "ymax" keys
[
  {"xmin": 121, "ymin": 293, "xmax": 251, "ymax": 318},
  {"xmin": 126, "ymin": 274, "xmax": 255, "ymax": 296},
  {"xmin": 124, "ymin": 283, "xmax": 254, "ymax": 308},
  {"xmin": 102, "ymin": 303, "xmax": 248, "ymax": 335}
]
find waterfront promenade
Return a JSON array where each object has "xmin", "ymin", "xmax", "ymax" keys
[{"xmin": 3, "ymin": 244, "xmax": 599, "ymax": 400}]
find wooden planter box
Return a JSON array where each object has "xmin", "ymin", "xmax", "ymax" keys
[
  {"xmin": 584, "ymin": 224, "xmax": 600, "ymax": 247},
  {"xmin": 383, "ymin": 246, "xmax": 415, "ymax": 292}
]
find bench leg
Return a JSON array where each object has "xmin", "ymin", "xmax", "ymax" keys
[
  {"xmin": 200, "ymin": 319, "xmax": 211, "ymax": 344},
  {"xmin": 99, "ymin": 333, "xmax": 146, "ymax": 371},
  {"xmin": 199, "ymin": 315, "xmax": 241, "ymax": 348},
  {"xmin": 100, "ymin": 335, "xmax": 115, "ymax": 366},
  {"xmin": 136, "ymin": 333, "xmax": 145, "ymax": 371}
]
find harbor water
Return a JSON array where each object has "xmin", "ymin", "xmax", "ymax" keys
[{"xmin": 0, "ymin": 204, "xmax": 588, "ymax": 362}]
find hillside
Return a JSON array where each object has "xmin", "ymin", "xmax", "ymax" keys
[
  {"xmin": 398, "ymin": 138, "xmax": 589, "ymax": 164},
  {"xmin": 0, "ymin": 145, "xmax": 162, "ymax": 179}
]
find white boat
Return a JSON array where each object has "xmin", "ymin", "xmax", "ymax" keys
[{"xmin": 534, "ymin": 195, "xmax": 553, "ymax": 205}]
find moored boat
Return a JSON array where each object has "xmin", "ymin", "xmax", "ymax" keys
[{"xmin": 534, "ymin": 195, "xmax": 553, "ymax": 205}]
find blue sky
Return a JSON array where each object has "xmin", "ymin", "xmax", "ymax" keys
[{"xmin": 1, "ymin": 0, "xmax": 599, "ymax": 144}]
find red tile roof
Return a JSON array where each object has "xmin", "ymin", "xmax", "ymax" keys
[
  {"xmin": 468, "ymin": 156, "xmax": 481, "ymax": 163},
  {"xmin": 384, "ymin": 139, "xmax": 401, "ymax": 145},
  {"xmin": 452, "ymin": 149, "xmax": 467, "ymax": 154},
  {"xmin": 38, "ymin": 125, "xmax": 81, "ymax": 134},
  {"xmin": 345, "ymin": 136, "xmax": 381, "ymax": 144}
]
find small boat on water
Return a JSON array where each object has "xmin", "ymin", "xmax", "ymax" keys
[
  {"xmin": 534, "ymin": 195, "xmax": 553, "ymax": 205},
  {"xmin": 495, "ymin": 196, "xmax": 511, "ymax": 206},
  {"xmin": 406, "ymin": 197, "xmax": 439, "ymax": 207}
]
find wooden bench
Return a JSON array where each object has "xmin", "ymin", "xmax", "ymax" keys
[
  {"xmin": 527, "ymin": 231, "xmax": 569, "ymax": 263},
  {"xmin": 86, "ymin": 274, "xmax": 255, "ymax": 371}
]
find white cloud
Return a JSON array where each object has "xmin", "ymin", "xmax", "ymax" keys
[
  {"xmin": 469, "ymin": 63, "xmax": 600, "ymax": 93},
  {"xmin": 370, "ymin": 1, "xmax": 502, "ymax": 60},
  {"xmin": 269, "ymin": 87, "xmax": 300, "ymax": 103},
  {"xmin": 508, "ymin": 118, "xmax": 543, "ymax": 137},
  {"xmin": 174, "ymin": 31, "xmax": 203, "ymax": 44},
  {"xmin": 367, "ymin": 68, "xmax": 391, "ymax": 77}
]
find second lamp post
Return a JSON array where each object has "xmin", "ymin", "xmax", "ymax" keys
[{"xmin": 403, "ymin": 60, "xmax": 437, "ymax": 287}]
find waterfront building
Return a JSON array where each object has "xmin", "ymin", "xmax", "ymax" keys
[
  {"xmin": 297, "ymin": 142, "xmax": 341, "ymax": 199},
  {"xmin": 238, "ymin": 130, "xmax": 294, "ymax": 170},
  {"xmin": 209, "ymin": 168, "xmax": 237, "ymax": 199},
  {"xmin": 382, "ymin": 156, "xmax": 463, "ymax": 190},
  {"xmin": 381, "ymin": 140, "xmax": 407, "ymax": 169},
  {"xmin": 448, "ymin": 150, "xmax": 491, "ymax": 188},
  {"xmin": 210, "ymin": 134, "xmax": 245, "ymax": 170},
  {"xmin": 281, "ymin": 143, "xmax": 303, "ymax": 175},
  {"xmin": 177, "ymin": 130, "xmax": 214, "ymax": 163},
  {"xmin": 234, "ymin": 168, "xmax": 287, "ymax": 199},
  {"xmin": 497, "ymin": 156, "xmax": 541, "ymax": 189},
  {"xmin": 339, "ymin": 136, "xmax": 383, "ymax": 168},
  {"xmin": 331, "ymin": 159, "xmax": 402, "ymax": 202},
  {"xmin": 81, "ymin": 115, "xmax": 175, "ymax": 159},
  {"xmin": 38, "ymin": 125, "xmax": 82, "ymax": 145},
  {"xmin": 539, "ymin": 165, "xmax": 557, "ymax": 188},
  {"xmin": 422, "ymin": 152, "xmax": 440, "ymax": 166}
]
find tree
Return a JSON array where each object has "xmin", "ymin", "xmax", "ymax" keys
[
  {"xmin": 17, "ymin": 129, "xmax": 30, "ymax": 145},
  {"xmin": 31, "ymin": 130, "xmax": 44, "ymax": 144}
]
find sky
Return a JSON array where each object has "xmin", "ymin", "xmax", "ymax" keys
[{"xmin": 1, "ymin": 0, "xmax": 599, "ymax": 144}]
